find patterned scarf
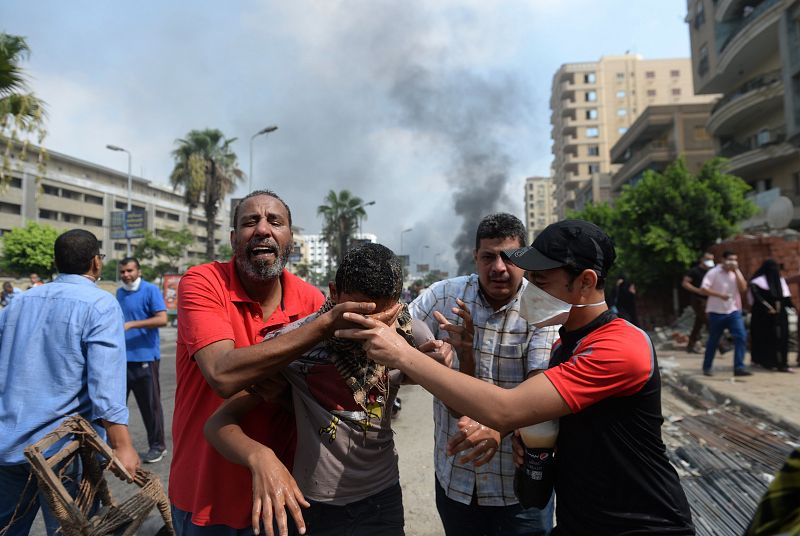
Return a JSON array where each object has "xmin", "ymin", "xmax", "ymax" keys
[{"xmin": 318, "ymin": 298, "xmax": 415, "ymax": 413}]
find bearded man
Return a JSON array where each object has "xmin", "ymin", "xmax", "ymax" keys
[{"xmin": 169, "ymin": 190, "xmax": 397, "ymax": 535}]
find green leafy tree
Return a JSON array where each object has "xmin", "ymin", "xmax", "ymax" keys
[
  {"xmin": 570, "ymin": 157, "xmax": 757, "ymax": 290},
  {"xmin": 169, "ymin": 129, "xmax": 244, "ymax": 260},
  {"xmin": 216, "ymin": 243, "xmax": 232, "ymax": 261},
  {"xmin": 317, "ymin": 189, "xmax": 367, "ymax": 270},
  {"xmin": 1, "ymin": 32, "xmax": 47, "ymax": 190},
  {"xmin": 0, "ymin": 221, "xmax": 58, "ymax": 276},
  {"xmin": 133, "ymin": 227, "xmax": 194, "ymax": 280}
]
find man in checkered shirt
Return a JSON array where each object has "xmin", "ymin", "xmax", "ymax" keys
[{"xmin": 409, "ymin": 213, "xmax": 557, "ymax": 536}]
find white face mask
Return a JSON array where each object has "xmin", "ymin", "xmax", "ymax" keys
[
  {"xmin": 703, "ymin": 259, "xmax": 714, "ymax": 268},
  {"xmin": 122, "ymin": 277, "xmax": 142, "ymax": 292},
  {"xmin": 518, "ymin": 280, "xmax": 607, "ymax": 327}
]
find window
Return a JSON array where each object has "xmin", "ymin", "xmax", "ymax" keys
[
  {"xmin": 61, "ymin": 189, "xmax": 81, "ymax": 201},
  {"xmin": 756, "ymin": 129, "xmax": 772, "ymax": 146},
  {"xmin": 114, "ymin": 242, "xmax": 128, "ymax": 251},
  {"xmin": 645, "ymin": 71, "xmax": 655, "ymax": 79},
  {"xmin": 9, "ymin": 177, "xmax": 21, "ymax": 188},
  {"xmin": 617, "ymin": 108, "xmax": 627, "ymax": 117},
  {"xmin": 587, "ymin": 145, "xmax": 600, "ymax": 156},
  {"xmin": 39, "ymin": 209, "xmax": 57, "ymax": 220},
  {"xmin": 42, "ymin": 184, "xmax": 59, "ymax": 196},
  {"xmin": 0, "ymin": 201, "xmax": 21, "ymax": 215},
  {"xmin": 616, "ymin": 72, "xmax": 625, "ymax": 81},
  {"xmin": 85, "ymin": 194, "xmax": 103, "ymax": 205},
  {"xmin": 583, "ymin": 72, "xmax": 596, "ymax": 84},
  {"xmin": 754, "ymin": 178, "xmax": 773, "ymax": 192},
  {"xmin": 694, "ymin": 126, "xmax": 711, "ymax": 140},
  {"xmin": 62, "ymin": 213, "xmax": 81, "ymax": 223},
  {"xmin": 585, "ymin": 91, "xmax": 597, "ymax": 102},
  {"xmin": 586, "ymin": 127, "xmax": 599, "ymax": 138},
  {"xmin": 616, "ymin": 90, "xmax": 626, "ymax": 98},
  {"xmin": 647, "ymin": 89, "xmax": 657, "ymax": 97},
  {"xmin": 588, "ymin": 164, "xmax": 600, "ymax": 174},
  {"xmin": 672, "ymin": 88, "xmax": 681, "ymax": 96},
  {"xmin": 694, "ymin": 1, "xmax": 705, "ymax": 28},
  {"xmin": 698, "ymin": 44, "xmax": 709, "ymax": 76},
  {"xmin": 84, "ymin": 216, "xmax": 103, "ymax": 226},
  {"xmin": 618, "ymin": 127, "xmax": 628, "ymax": 134},
  {"xmin": 585, "ymin": 109, "xmax": 598, "ymax": 120},
  {"xmin": 670, "ymin": 69, "xmax": 680, "ymax": 77}
]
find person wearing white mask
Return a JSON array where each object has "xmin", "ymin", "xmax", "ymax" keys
[
  {"xmin": 681, "ymin": 252, "xmax": 716, "ymax": 353},
  {"xmin": 116, "ymin": 257, "xmax": 169, "ymax": 463},
  {"xmin": 336, "ymin": 220, "xmax": 695, "ymax": 536},
  {"xmin": 409, "ymin": 213, "xmax": 557, "ymax": 536}
]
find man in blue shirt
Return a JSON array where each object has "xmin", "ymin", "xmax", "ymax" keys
[
  {"xmin": 0, "ymin": 229, "xmax": 139, "ymax": 536},
  {"xmin": 117, "ymin": 257, "xmax": 168, "ymax": 464}
]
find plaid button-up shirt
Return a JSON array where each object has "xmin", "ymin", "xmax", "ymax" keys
[{"xmin": 409, "ymin": 274, "xmax": 559, "ymax": 506}]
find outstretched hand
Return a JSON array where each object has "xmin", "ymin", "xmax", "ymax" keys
[
  {"xmin": 447, "ymin": 416, "xmax": 500, "ymax": 466},
  {"xmin": 247, "ymin": 447, "xmax": 309, "ymax": 536},
  {"xmin": 334, "ymin": 312, "xmax": 411, "ymax": 369},
  {"xmin": 433, "ymin": 298, "xmax": 475, "ymax": 375}
]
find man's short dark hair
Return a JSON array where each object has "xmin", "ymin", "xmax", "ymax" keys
[
  {"xmin": 723, "ymin": 250, "xmax": 736, "ymax": 259},
  {"xmin": 119, "ymin": 257, "xmax": 140, "ymax": 268},
  {"xmin": 474, "ymin": 213, "xmax": 527, "ymax": 250},
  {"xmin": 54, "ymin": 229, "xmax": 100, "ymax": 275},
  {"xmin": 335, "ymin": 243, "xmax": 403, "ymax": 301},
  {"xmin": 233, "ymin": 190, "xmax": 292, "ymax": 230}
]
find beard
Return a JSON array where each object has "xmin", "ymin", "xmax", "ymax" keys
[{"xmin": 234, "ymin": 236, "xmax": 293, "ymax": 283}]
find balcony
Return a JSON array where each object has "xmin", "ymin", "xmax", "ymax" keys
[
  {"xmin": 611, "ymin": 141, "xmax": 675, "ymax": 193},
  {"xmin": 716, "ymin": 0, "xmax": 782, "ymax": 70},
  {"xmin": 707, "ymin": 70, "xmax": 784, "ymax": 136},
  {"xmin": 721, "ymin": 129, "xmax": 799, "ymax": 175}
]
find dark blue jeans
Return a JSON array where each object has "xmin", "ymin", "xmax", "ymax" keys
[
  {"xmin": 435, "ymin": 478, "xmax": 553, "ymax": 536},
  {"xmin": 297, "ymin": 481, "xmax": 404, "ymax": 536},
  {"xmin": 704, "ymin": 311, "xmax": 747, "ymax": 372},
  {"xmin": 0, "ymin": 458, "xmax": 82, "ymax": 536}
]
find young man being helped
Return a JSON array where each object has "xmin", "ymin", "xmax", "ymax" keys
[
  {"xmin": 205, "ymin": 243, "xmax": 441, "ymax": 536},
  {"xmin": 337, "ymin": 220, "xmax": 695, "ymax": 535}
]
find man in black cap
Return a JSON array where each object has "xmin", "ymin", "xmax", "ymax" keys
[{"xmin": 335, "ymin": 220, "xmax": 695, "ymax": 535}]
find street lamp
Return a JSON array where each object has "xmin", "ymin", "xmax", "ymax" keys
[
  {"xmin": 400, "ymin": 228, "xmax": 413, "ymax": 255},
  {"xmin": 248, "ymin": 125, "xmax": 278, "ymax": 192},
  {"xmin": 106, "ymin": 144, "xmax": 132, "ymax": 256}
]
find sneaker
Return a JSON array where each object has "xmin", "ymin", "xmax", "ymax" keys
[
  {"xmin": 777, "ymin": 367, "xmax": 795, "ymax": 373},
  {"xmin": 702, "ymin": 369, "xmax": 713, "ymax": 377},
  {"xmin": 143, "ymin": 448, "xmax": 166, "ymax": 463},
  {"xmin": 733, "ymin": 368, "xmax": 753, "ymax": 377}
]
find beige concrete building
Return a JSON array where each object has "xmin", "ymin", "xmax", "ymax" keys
[
  {"xmin": 524, "ymin": 176, "xmax": 556, "ymax": 243},
  {"xmin": 550, "ymin": 54, "xmax": 715, "ymax": 218},
  {"xmin": 0, "ymin": 146, "xmax": 229, "ymax": 269},
  {"xmin": 609, "ymin": 102, "xmax": 717, "ymax": 193},
  {"xmin": 574, "ymin": 172, "xmax": 612, "ymax": 211},
  {"xmin": 687, "ymin": 0, "xmax": 800, "ymax": 221}
]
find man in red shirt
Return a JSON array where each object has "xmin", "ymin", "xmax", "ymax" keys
[{"xmin": 170, "ymin": 190, "xmax": 396, "ymax": 535}]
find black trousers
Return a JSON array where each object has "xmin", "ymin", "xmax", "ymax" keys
[{"xmin": 126, "ymin": 360, "xmax": 166, "ymax": 451}]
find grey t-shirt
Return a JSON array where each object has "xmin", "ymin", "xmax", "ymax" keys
[{"xmin": 272, "ymin": 313, "xmax": 431, "ymax": 505}]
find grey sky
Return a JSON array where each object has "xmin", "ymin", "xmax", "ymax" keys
[{"xmin": 1, "ymin": 0, "xmax": 692, "ymax": 275}]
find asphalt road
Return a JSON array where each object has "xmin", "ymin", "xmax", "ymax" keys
[{"xmin": 30, "ymin": 327, "xmax": 444, "ymax": 535}]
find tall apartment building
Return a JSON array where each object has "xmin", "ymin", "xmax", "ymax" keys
[
  {"xmin": 297, "ymin": 232, "xmax": 377, "ymax": 279},
  {"xmin": 687, "ymin": 0, "xmax": 800, "ymax": 221},
  {"xmin": 550, "ymin": 54, "xmax": 715, "ymax": 218},
  {"xmin": 0, "ymin": 146, "xmax": 229, "ymax": 267},
  {"xmin": 524, "ymin": 176, "xmax": 556, "ymax": 244}
]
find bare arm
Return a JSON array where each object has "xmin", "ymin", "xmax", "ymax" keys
[
  {"xmin": 124, "ymin": 310, "xmax": 168, "ymax": 331},
  {"xmin": 205, "ymin": 392, "xmax": 308, "ymax": 536},
  {"xmin": 681, "ymin": 275, "xmax": 703, "ymax": 295},
  {"xmin": 735, "ymin": 269, "xmax": 748, "ymax": 293},
  {"xmin": 102, "ymin": 421, "xmax": 140, "ymax": 479},
  {"xmin": 196, "ymin": 302, "xmax": 400, "ymax": 398},
  {"xmin": 336, "ymin": 314, "xmax": 571, "ymax": 434}
]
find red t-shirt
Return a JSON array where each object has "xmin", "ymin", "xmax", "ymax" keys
[{"xmin": 169, "ymin": 260, "xmax": 324, "ymax": 528}]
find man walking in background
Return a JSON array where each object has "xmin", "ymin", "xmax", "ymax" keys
[
  {"xmin": 700, "ymin": 250, "xmax": 751, "ymax": 377},
  {"xmin": 117, "ymin": 257, "xmax": 169, "ymax": 463},
  {"xmin": 682, "ymin": 251, "xmax": 715, "ymax": 353}
]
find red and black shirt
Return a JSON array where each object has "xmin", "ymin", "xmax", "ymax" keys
[{"xmin": 543, "ymin": 310, "xmax": 694, "ymax": 535}]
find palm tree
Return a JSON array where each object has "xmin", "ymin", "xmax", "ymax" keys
[
  {"xmin": 169, "ymin": 129, "xmax": 244, "ymax": 259},
  {"xmin": 1, "ymin": 32, "xmax": 47, "ymax": 189},
  {"xmin": 317, "ymin": 189, "xmax": 367, "ymax": 270}
]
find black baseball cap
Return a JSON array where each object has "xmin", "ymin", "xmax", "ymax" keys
[{"xmin": 503, "ymin": 220, "xmax": 616, "ymax": 277}]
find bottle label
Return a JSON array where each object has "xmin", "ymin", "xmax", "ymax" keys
[{"xmin": 524, "ymin": 448, "xmax": 552, "ymax": 481}]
